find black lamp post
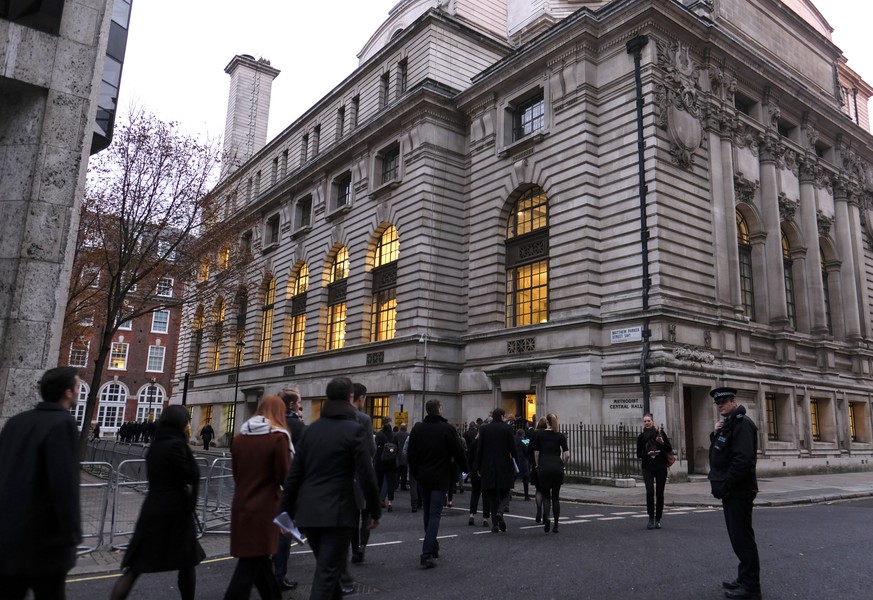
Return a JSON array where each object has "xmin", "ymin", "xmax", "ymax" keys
[{"xmin": 230, "ymin": 338, "xmax": 245, "ymax": 449}]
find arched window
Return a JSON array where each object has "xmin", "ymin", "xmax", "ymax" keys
[
  {"xmin": 371, "ymin": 226, "xmax": 399, "ymax": 341},
  {"xmin": 821, "ymin": 247, "xmax": 832, "ymax": 332},
  {"xmin": 259, "ymin": 275, "xmax": 276, "ymax": 362},
  {"xmin": 70, "ymin": 382, "xmax": 89, "ymax": 431},
  {"xmin": 737, "ymin": 211, "xmax": 755, "ymax": 321},
  {"xmin": 234, "ymin": 287, "xmax": 248, "ymax": 367},
  {"xmin": 506, "ymin": 187, "xmax": 549, "ymax": 327},
  {"xmin": 98, "ymin": 382, "xmax": 128, "ymax": 433},
  {"xmin": 288, "ymin": 263, "xmax": 308, "ymax": 357},
  {"xmin": 782, "ymin": 232, "xmax": 796, "ymax": 329},
  {"xmin": 137, "ymin": 383, "xmax": 165, "ymax": 421},
  {"xmin": 192, "ymin": 305, "xmax": 205, "ymax": 374},
  {"xmin": 327, "ymin": 247, "xmax": 349, "ymax": 350},
  {"xmin": 219, "ymin": 246, "xmax": 231, "ymax": 270},
  {"xmin": 210, "ymin": 297, "xmax": 225, "ymax": 371}
]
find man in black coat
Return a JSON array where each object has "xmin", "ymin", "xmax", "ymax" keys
[
  {"xmin": 708, "ymin": 387, "xmax": 761, "ymax": 600},
  {"xmin": 0, "ymin": 367, "xmax": 82, "ymax": 599},
  {"xmin": 282, "ymin": 377, "xmax": 381, "ymax": 598},
  {"xmin": 272, "ymin": 387, "xmax": 307, "ymax": 590},
  {"xmin": 407, "ymin": 399, "xmax": 468, "ymax": 568},
  {"xmin": 474, "ymin": 407, "xmax": 518, "ymax": 533}
]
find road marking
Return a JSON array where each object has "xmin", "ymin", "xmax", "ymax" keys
[
  {"xmin": 576, "ymin": 513, "xmax": 604, "ymax": 518},
  {"xmin": 365, "ymin": 541, "xmax": 403, "ymax": 547},
  {"xmin": 473, "ymin": 529, "xmax": 496, "ymax": 535},
  {"xmin": 556, "ymin": 519, "xmax": 590, "ymax": 525},
  {"xmin": 418, "ymin": 535, "xmax": 457, "ymax": 541},
  {"xmin": 612, "ymin": 511, "xmax": 638, "ymax": 515},
  {"xmin": 68, "ymin": 573, "xmax": 120, "ymax": 584},
  {"xmin": 597, "ymin": 516, "xmax": 625, "ymax": 521},
  {"xmin": 631, "ymin": 514, "xmax": 650, "ymax": 518}
]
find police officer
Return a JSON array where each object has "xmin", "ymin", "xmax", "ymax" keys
[{"xmin": 708, "ymin": 387, "xmax": 761, "ymax": 600}]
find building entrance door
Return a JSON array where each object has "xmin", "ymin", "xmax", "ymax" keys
[{"xmin": 683, "ymin": 386, "xmax": 713, "ymax": 474}]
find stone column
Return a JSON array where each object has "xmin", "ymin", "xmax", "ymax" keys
[
  {"xmin": 833, "ymin": 180, "xmax": 862, "ymax": 340},
  {"xmin": 759, "ymin": 140, "xmax": 789, "ymax": 326},
  {"xmin": 0, "ymin": 2, "xmax": 115, "ymax": 427},
  {"xmin": 799, "ymin": 162, "xmax": 828, "ymax": 334},
  {"xmin": 847, "ymin": 193, "xmax": 870, "ymax": 339},
  {"xmin": 721, "ymin": 129, "xmax": 742, "ymax": 311}
]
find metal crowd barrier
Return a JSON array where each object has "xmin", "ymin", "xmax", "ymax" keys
[
  {"xmin": 200, "ymin": 457, "xmax": 234, "ymax": 535},
  {"xmin": 78, "ymin": 461, "xmax": 112, "ymax": 555},
  {"xmin": 109, "ymin": 459, "xmax": 149, "ymax": 550}
]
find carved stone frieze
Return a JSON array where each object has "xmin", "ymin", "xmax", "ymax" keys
[
  {"xmin": 734, "ymin": 125, "xmax": 759, "ymax": 155},
  {"xmin": 673, "ymin": 345, "xmax": 715, "ymax": 364},
  {"xmin": 708, "ymin": 61, "xmax": 736, "ymax": 104},
  {"xmin": 655, "ymin": 39, "xmax": 704, "ymax": 170},
  {"xmin": 816, "ymin": 210, "xmax": 833, "ymax": 236},
  {"xmin": 757, "ymin": 134, "xmax": 784, "ymax": 163},
  {"xmin": 778, "ymin": 194, "xmax": 797, "ymax": 222},
  {"xmin": 734, "ymin": 173, "xmax": 759, "ymax": 205}
]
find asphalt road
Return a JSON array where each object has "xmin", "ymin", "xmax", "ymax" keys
[{"xmin": 67, "ymin": 492, "xmax": 873, "ymax": 599}]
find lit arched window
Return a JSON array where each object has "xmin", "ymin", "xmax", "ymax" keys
[
  {"xmin": 259, "ymin": 275, "xmax": 276, "ymax": 362},
  {"xmin": 327, "ymin": 247, "xmax": 349, "ymax": 350},
  {"xmin": 289, "ymin": 263, "xmax": 308, "ymax": 357},
  {"xmin": 219, "ymin": 246, "xmax": 231, "ymax": 270},
  {"xmin": 782, "ymin": 232, "xmax": 796, "ymax": 329},
  {"xmin": 192, "ymin": 305, "xmax": 205, "ymax": 374},
  {"xmin": 98, "ymin": 382, "xmax": 127, "ymax": 433},
  {"xmin": 137, "ymin": 384, "xmax": 165, "ymax": 421},
  {"xmin": 210, "ymin": 297, "xmax": 225, "ymax": 371},
  {"xmin": 821, "ymin": 247, "xmax": 832, "ymax": 332},
  {"xmin": 506, "ymin": 187, "xmax": 549, "ymax": 327},
  {"xmin": 197, "ymin": 257, "xmax": 210, "ymax": 282},
  {"xmin": 737, "ymin": 211, "xmax": 755, "ymax": 320},
  {"xmin": 371, "ymin": 226, "xmax": 398, "ymax": 341}
]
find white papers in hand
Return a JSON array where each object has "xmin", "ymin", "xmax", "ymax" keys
[{"xmin": 273, "ymin": 512, "xmax": 305, "ymax": 545}]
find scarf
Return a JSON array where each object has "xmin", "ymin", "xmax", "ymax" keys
[{"xmin": 240, "ymin": 415, "xmax": 295, "ymax": 455}]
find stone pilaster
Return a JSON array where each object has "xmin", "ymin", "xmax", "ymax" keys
[
  {"xmin": 759, "ymin": 138, "xmax": 789, "ymax": 326},
  {"xmin": 799, "ymin": 161, "xmax": 828, "ymax": 334},
  {"xmin": 833, "ymin": 180, "xmax": 862, "ymax": 340}
]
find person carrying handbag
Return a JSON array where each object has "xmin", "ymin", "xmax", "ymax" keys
[{"xmin": 636, "ymin": 414, "xmax": 672, "ymax": 530}]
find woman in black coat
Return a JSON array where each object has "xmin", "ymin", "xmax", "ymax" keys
[
  {"xmin": 532, "ymin": 413, "xmax": 569, "ymax": 533},
  {"xmin": 110, "ymin": 406, "xmax": 205, "ymax": 600},
  {"xmin": 636, "ymin": 413, "xmax": 673, "ymax": 530},
  {"xmin": 474, "ymin": 408, "xmax": 517, "ymax": 533}
]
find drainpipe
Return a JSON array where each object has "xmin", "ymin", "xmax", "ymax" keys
[{"xmin": 627, "ymin": 35, "xmax": 651, "ymax": 415}]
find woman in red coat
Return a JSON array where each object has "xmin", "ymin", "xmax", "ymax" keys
[{"xmin": 223, "ymin": 395, "xmax": 293, "ymax": 600}]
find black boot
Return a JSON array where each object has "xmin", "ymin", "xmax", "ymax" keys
[
  {"xmin": 647, "ymin": 517, "xmax": 655, "ymax": 530},
  {"xmin": 552, "ymin": 519, "xmax": 559, "ymax": 533}
]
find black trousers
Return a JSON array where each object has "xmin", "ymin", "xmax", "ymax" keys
[
  {"xmin": 0, "ymin": 573, "xmax": 66, "ymax": 600},
  {"xmin": 722, "ymin": 494, "xmax": 760, "ymax": 592},
  {"xmin": 642, "ymin": 467, "xmax": 667, "ymax": 520},
  {"xmin": 307, "ymin": 527, "xmax": 354, "ymax": 600},
  {"xmin": 223, "ymin": 556, "xmax": 280, "ymax": 600}
]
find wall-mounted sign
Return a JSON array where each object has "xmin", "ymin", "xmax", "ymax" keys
[{"xmin": 611, "ymin": 326, "xmax": 642, "ymax": 344}]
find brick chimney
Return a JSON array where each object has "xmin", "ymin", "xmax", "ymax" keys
[{"xmin": 221, "ymin": 54, "xmax": 281, "ymax": 177}]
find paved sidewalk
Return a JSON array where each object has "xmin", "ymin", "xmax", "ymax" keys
[{"xmin": 70, "ymin": 469, "xmax": 873, "ymax": 578}]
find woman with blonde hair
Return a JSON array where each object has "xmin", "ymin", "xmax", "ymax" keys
[
  {"xmin": 532, "ymin": 413, "xmax": 569, "ymax": 533},
  {"xmin": 530, "ymin": 417, "xmax": 548, "ymax": 523},
  {"xmin": 223, "ymin": 395, "xmax": 292, "ymax": 600}
]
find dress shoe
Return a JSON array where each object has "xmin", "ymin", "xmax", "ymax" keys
[
  {"xmin": 468, "ymin": 516, "xmax": 475, "ymax": 526},
  {"xmin": 491, "ymin": 524, "xmax": 499, "ymax": 533},
  {"xmin": 552, "ymin": 519, "xmax": 559, "ymax": 533},
  {"xmin": 351, "ymin": 550, "xmax": 364, "ymax": 564},
  {"xmin": 497, "ymin": 514, "xmax": 506, "ymax": 532},
  {"xmin": 420, "ymin": 557, "xmax": 436, "ymax": 569},
  {"xmin": 341, "ymin": 582, "xmax": 355, "ymax": 594},
  {"xmin": 544, "ymin": 519, "xmax": 551, "ymax": 533},
  {"xmin": 277, "ymin": 579, "xmax": 297, "ymax": 591},
  {"xmin": 647, "ymin": 518, "xmax": 655, "ymax": 530},
  {"xmin": 482, "ymin": 519, "xmax": 489, "ymax": 528},
  {"xmin": 655, "ymin": 521, "xmax": 662, "ymax": 529},
  {"xmin": 535, "ymin": 507, "xmax": 542, "ymax": 523},
  {"xmin": 411, "ymin": 507, "xmax": 417, "ymax": 513},
  {"xmin": 387, "ymin": 503, "xmax": 392, "ymax": 512},
  {"xmin": 723, "ymin": 586, "xmax": 761, "ymax": 600},
  {"xmin": 722, "ymin": 580, "xmax": 741, "ymax": 590}
]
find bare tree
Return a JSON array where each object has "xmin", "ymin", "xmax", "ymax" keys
[{"xmin": 65, "ymin": 111, "xmax": 253, "ymax": 458}]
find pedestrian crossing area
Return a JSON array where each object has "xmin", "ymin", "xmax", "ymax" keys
[{"xmin": 453, "ymin": 505, "xmax": 720, "ymax": 531}]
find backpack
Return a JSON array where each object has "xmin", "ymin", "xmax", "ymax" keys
[{"xmin": 381, "ymin": 442, "xmax": 398, "ymax": 464}]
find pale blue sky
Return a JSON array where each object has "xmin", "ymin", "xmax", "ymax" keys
[{"xmin": 117, "ymin": 1, "xmax": 873, "ymax": 142}]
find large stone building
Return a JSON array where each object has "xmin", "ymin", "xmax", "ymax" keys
[
  {"xmin": 177, "ymin": 0, "xmax": 873, "ymax": 475},
  {"xmin": 0, "ymin": 1, "xmax": 130, "ymax": 426}
]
